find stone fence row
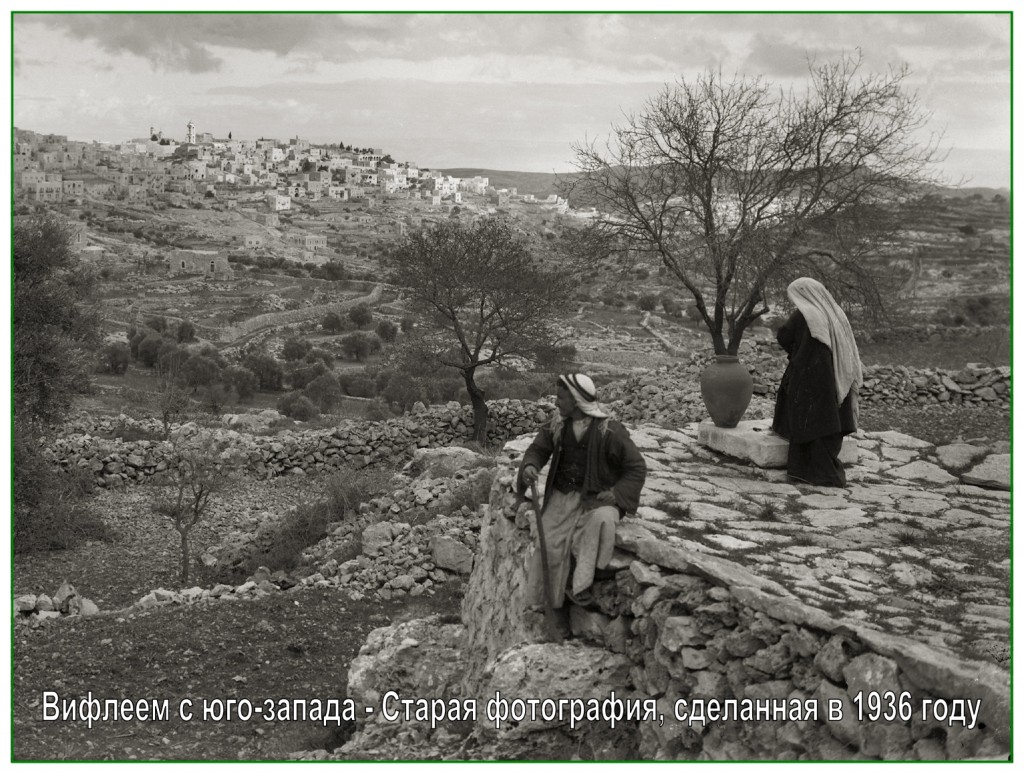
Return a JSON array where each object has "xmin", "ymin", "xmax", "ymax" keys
[
  {"xmin": 195, "ymin": 283, "xmax": 383, "ymax": 342},
  {"xmin": 857, "ymin": 324, "xmax": 1008, "ymax": 345},
  {"xmin": 49, "ymin": 354, "xmax": 1007, "ymax": 489},
  {"xmin": 46, "ymin": 399, "xmax": 550, "ymax": 489}
]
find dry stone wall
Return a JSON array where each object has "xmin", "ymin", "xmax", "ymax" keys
[
  {"xmin": 195, "ymin": 283, "xmax": 382, "ymax": 342},
  {"xmin": 49, "ymin": 348, "xmax": 1008, "ymax": 489},
  {"xmin": 46, "ymin": 400, "xmax": 550, "ymax": 488},
  {"xmin": 605, "ymin": 356, "xmax": 1009, "ymax": 431},
  {"xmin": 338, "ymin": 465, "xmax": 1009, "ymax": 761}
]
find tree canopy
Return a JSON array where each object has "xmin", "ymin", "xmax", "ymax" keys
[
  {"xmin": 388, "ymin": 218, "xmax": 579, "ymax": 441},
  {"xmin": 14, "ymin": 214, "xmax": 100, "ymax": 424},
  {"xmin": 568, "ymin": 53, "xmax": 942, "ymax": 354}
]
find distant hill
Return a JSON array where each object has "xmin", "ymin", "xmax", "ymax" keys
[
  {"xmin": 437, "ymin": 168, "xmax": 571, "ymax": 198},
  {"xmin": 923, "ymin": 185, "xmax": 1010, "ymax": 200},
  {"xmin": 439, "ymin": 169, "xmax": 1007, "ymax": 204}
]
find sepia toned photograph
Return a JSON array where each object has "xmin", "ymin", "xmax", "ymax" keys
[{"xmin": 11, "ymin": 4, "xmax": 1011, "ymax": 763}]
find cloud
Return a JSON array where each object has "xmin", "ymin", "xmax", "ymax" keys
[
  {"xmin": 15, "ymin": 12, "xmax": 788, "ymax": 77},
  {"xmin": 20, "ymin": 13, "xmax": 425, "ymax": 71}
]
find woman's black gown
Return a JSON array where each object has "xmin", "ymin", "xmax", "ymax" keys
[{"xmin": 772, "ymin": 310, "xmax": 857, "ymax": 487}]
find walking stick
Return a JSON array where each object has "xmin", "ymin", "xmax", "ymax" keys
[{"xmin": 529, "ymin": 479, "xmax": 564, "ymax": 644}]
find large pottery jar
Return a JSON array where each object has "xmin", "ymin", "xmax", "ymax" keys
[{"xmin": 699, "ymin": 354, "xmax": 754, "ymax": 428}]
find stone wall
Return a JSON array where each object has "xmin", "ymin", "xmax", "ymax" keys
[
  {"xmin": 605, "ymin": 357, "xmax": 1009, "ymax": 430},
  {"xmin": 339, "ymin": 464, "xmax": 1009, "ymax": 761},
  {"xmin": 195, "ymin": 283, "xmax": 382, "ymax": 342},
  {"xmin": 46, "ymin": 399, "xmax": 551, "ymax": 487},
  {"xmin": 858, "ymin": 324, "xmax": 1008, "ymax": 345},
  {"xmin": 50, "ymin": 348, "xmax": 1008, "ymax": 488}
]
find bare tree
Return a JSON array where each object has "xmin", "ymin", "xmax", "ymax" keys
[
  {"xmin": 155, "ymin": 434, "xmax": 241, "ymax": 584},
  {"xmin": 567, "ymin": 52, "xmax": 944, "ymax": 355},
  {"xmin": 154, "ymin": 356, "xmax": 191, "ymax": 440},
  {"xmin": 388, "ymin": 218, "xmax": 580, "ymax": 443}
]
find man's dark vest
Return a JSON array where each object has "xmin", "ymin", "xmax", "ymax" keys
[{"xmin": 552, "ymin": 420, "xmax": 592, "ymax": 493}]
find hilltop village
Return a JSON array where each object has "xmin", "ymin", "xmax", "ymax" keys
[{"xmin": 14, "ymin": 123, "xmax": 572, "ymax": 277}]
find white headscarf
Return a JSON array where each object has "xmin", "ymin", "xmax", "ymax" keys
[
  {"xmin": 787, "ymin": 278, "xmax": 863, "ymax": 405},
  {"xmin": 558, "ymin": 373, "xmax": 608, "ymax": 418}
]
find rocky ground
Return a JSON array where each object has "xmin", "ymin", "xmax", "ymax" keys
[{"xmin": 13, "ymin": 406, "xmax": 1010, "ymax": 760}]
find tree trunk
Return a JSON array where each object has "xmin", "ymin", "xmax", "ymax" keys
[
  {"xmin": 463, "ymin": 368, "xmax": 489, "ymax": 445},
  {"xmin": 710, "ymin": 328, "xmax": 728, "ymax": 356},
  {"xmin": 179, "ymin": 530, "xmax": 190, "ymax": 584}
]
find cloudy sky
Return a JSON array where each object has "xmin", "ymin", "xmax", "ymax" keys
[{"xmin": 11, "ymin": 4, "xmax": 1013, "ymax": 188}]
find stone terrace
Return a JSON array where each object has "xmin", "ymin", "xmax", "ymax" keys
[{"xmin": 507, "ymin": 424, "xmax": 1010, "ymax": 670}]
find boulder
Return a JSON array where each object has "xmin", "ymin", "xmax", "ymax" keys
[
  {"xmin": 15, "ymin": 595, "xmax": 37, "ymax": 613},
  {"xmin": 962, "ymin": 454, "xmax": 1011, "ymax": 491},
  {"xmin": 362, "ymin": 522, "xmax": 395, "ymax": 554},
  {"xmin": 53, "ymin": 582, "xmax": 77, "ymax": 613},
  {"xmin": 408, "ymin": 446, "xmax": 491, "ymax": 479},
  {"xmin": 936, "ymin": 443, "xmax": 987, "ymax": 471},
  {"xmin": 346, "ymin": 617, "xmax": 467, "ymax": 710},
  {"xmin": 431, "ymin": 535, "xmax": 474, "ymax": 575},
  {"xmin": 71, "ymin": 597, "xmax": 100, "ymax": 617}
]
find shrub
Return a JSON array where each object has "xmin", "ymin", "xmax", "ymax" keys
[
  {"xmin": 304, "ymin": 373, "xmax": 343, "ymax": 412},
  {"xmin": 102, "ymin": 341, "xmax": 131, "ymax": 375},
  {"xmin": 182, "ymin": 354, "xmax": 221, "ymax": 390},
  {"xmin": 306, "ymin": 348, "xmax": 335, "ymax": 368},
  {"xmin": 243, "ymin": 352, "xmax": 284, "ymax": 391},
  {"xmin": 382, "ymin": 373, "xmax": 426, "ymax": 412},
  {"xmin": 535, "ymin": 342, "xmax": 578, "ymax": 370},
  {"xmin": 137, "ymin": 333, "xmax": 167, "ymax": 368},
  {"xmin": 197, "ymin": 344, "xmax": 226, "ymax": 368},
  {"xmin": 15, "ymin": 419, "xmax": 108, "ymax": 553},
  {"xmin": 364, "ymin": 399, "xmax": 392, "ymax": 420},
  {"xmin": 340, "ymin": 331, "xmax": 381, "ymax": 362},
  {"xmin": 341, "ymin": 374, "xmax": 376, "ymax": 398},
  {"xmin": 287, "ymin": 361, "xmax": 328, "ymax": 390},
  {"xmin": 277, "ymin": 392, "xmax": 319, "ymax": 421},
  {"xmin": 282, "ymin": 337, "xmax": 312, "ymax": 361},
  {"xmin": 234, "ymin": 464, "xmax": 395, "ymax": 575},
  {"xmin": 348, "ymin": 302, "xmax": 373, "ymax": 328},
  {"xmin": 400, "ymin": 316, "xmax": 415, "ymax": 333},
  {"xmin": 146, "ymin": 315, "xmax": 167, "ymax": 333},
  {"xmin": 157, "ymin": 342, "xmax": 189, "ymax": 378},
  {"xmin": 177, "ymin": 320, "xmax": 196, "ymax": 343},
  {"xmin": 322, "ymin": 311, "xmax": 344, "ymax": 333},
  {"xmin": 376, "ymin": 320, "xmax": 398, "ymax": 343},
  {"xmin": 201, "ymin": 383, "xmax": 230, "ymax": 414},
  {"xmin": 223, "ymin": 365, "xmax": 258, "ymax": 401}
]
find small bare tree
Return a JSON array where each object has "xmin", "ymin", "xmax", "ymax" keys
[
  {"xmin": 567, "ymin": 52, "xmax": 944, "ymax": 354},
  {"xmin": 156, "ymin": 434, "xmax": 241, "ymax": 584},
  {"xmin": 154, "ymin": 355, "xmax": 190, "ymax": 440}
]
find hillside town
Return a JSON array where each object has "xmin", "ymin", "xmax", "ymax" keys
[{"xmin": 14, "ymin": 123, "xmax": 571, "ymax": 276}]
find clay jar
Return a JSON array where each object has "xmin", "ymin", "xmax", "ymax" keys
[{"xmin": 699, "ymin": 354, "xmax": 753, "ymax": 428}]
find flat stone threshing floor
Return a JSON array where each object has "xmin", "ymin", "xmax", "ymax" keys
[{"xmin": 507, "ymin": 423, "xmax": 1010, "ymax": 670}]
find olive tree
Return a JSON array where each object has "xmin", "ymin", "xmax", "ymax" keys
[
  {"xmin": 388, "ymin": 218, "xmax": 580, "ymax": 443},
  {"xmin": 568, "ymin": 53, "xmax": 943, "ymax": 355},
  {"xmin": 155, "ymin": 434, "xmax": 242, "ymax": 583}
]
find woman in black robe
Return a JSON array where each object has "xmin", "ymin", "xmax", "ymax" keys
[{"xmin": 772, "ymin": 278, "xmax": 862, "ymax": 487}]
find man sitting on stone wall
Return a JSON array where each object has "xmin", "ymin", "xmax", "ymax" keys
[{"xmin": 517, "ymin": 373, "xmax": 647, "ymax": 610}]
